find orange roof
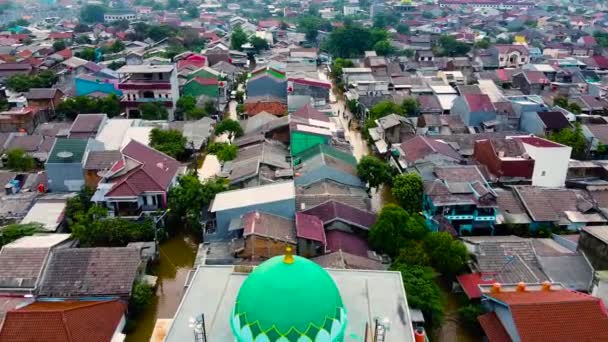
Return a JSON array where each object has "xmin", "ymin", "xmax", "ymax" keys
[
  {"xmin": 0, "ymin": 300, "xmax": 125, "ymax": 342},
  {"xmin": 487, "ymin": 290, "xmax": 608, "ymax": 342},
  {"xmin": 478, "ymin": 312, "xmax": 511, "ymax": 342}
]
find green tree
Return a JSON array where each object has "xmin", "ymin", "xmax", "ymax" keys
[
  {"xmin": 323, "ymin": 24, "xmax": 389, "ymax": 58},
  {"xmin": 356, "ymin": 155, "xmax": 393, "ymax": 191},
  {"xmin": 65, "ymin": 187, "xmax": 95, "ymax": 226},
  {"xmin": 6, "ymin": 70, "xmax": 58, "ymax": 92},
  {"xmin": 547, "ymin": 123, "xmax": 587, "ymax": 159},
  {"xmin": 423, "ymin": 232, "xmax": 468, "ymax": 277},
  {"xmin": 166, "ymin": 0, "xmax": 179, "ymax": 9},
  {"xmin": 203, "ymin": 100, "xmax": 216, "ymax": 115},
  {"xmin": 250, "ymin": 36, "xmax": 269, "ymax": 52},
  {"xmin": 139, "ymin": 103, "xmax": 169, "ymax": 120},
  {"xmin": 230, "ymin": 26, "xmax": 249, "ymax": 51},
  {"xmin": 167, "ymin": 175, "xmax": 229, "ymax": 233},
  {"xmin": 369, "ymin": 204, "xmax": 427, "ymax": 257},
  {"xmin": 330, "ymin": 58, "xmax": 354, "ymax": 80},
  {"xmin": 147, "ymin": 25, "xmax": 178, "ymax": 42},
  {"xmin": 207, "ymin": 142, "xmax": 238, "ymax": 161},
  {"xmin": 396, "ymin": 24, "xmax": 410, "ymax": 34},
  {"xmin": 75, "ymin": 47, "xmax": 96, "ymax": 61},
  {"xmin": 176, "ymin": 95, "xmax": 196, "ymax": 117},
  {"xmin": 553, "ymin": 96, "xmax": 569, "ymax": 108},
  {"xmin": 391, "ymin": 264, "xmax": 444, "ymax": 326},
  {"xmin": 458, "ymin": 304, "xmax": 484, "ymax": 333},
  {"xmin": 422, "ymin": 11, "xmax": 435, "ymax": 19},
  {"xmin": 373, "ymin": 40, "xmax": 393, "ymax": 56},
  {"xmin": 368, "ymin": 100, "xmax": 404, "ymax": 121},
  {"xmin": 80, "ymin": 4, "xmax": 106, "ymax": 23},
  {"xmin": 106, "ymin": 40, "xmax": 125, "ymax": 53},
  {"xmin": 391, "ymin": 173, "xmax": 423, "ymax": 213},
  {"xmin": 474, "ymin": 38, "xmax": 491, "ymax": 49},
  {"xmin": 185, "ymin": 108, "xmax": 207, "ymax": 120},
  {"xmin": 0, "ymin": 223, "xmax": 44, "ymax": 248},
  {"xmin": 436, "ymin": 35, "xmax": 471, "ymax": 57},
  {"xmin": 402, "ymin": 97, "xmax": 420, "ymax": 117},
  {"xmin": 52, "ymin": 40, "xmax": 66, "ymax": 52},
  {"xmin": 55, "ymin": 94, "xmax": 121, "ymax": 120},
  {"xmin": 149, "ymin": 128, "xmax": 187, "ymax": 159},
  {"xmin": 129, "ymin": 280, "xmax": 154, "ymax": 316},
  {"xmin": 185, "ymin": 4, "xmax": 200, "ymax": 18},
  {"xmin": 394, "ymin": 240, "xmax": 431, "ymax": 266},
  {"xmin": 6, "ymin": 149, "xmax": 35, "ymax": 171},
  {"xmin": 298, "ymin": 16, "xmax": 322, "ymax": 42},
  {"xmin": 214, "ymin": 119, "xmax": 243, "ymax": 140}
]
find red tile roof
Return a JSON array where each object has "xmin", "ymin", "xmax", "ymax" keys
[
  {"xmin": 55, "ymin": 48, "xmax": 72, "ymax": 60},
  {"xmin": 592, "ymin": 55, "xmax": 608, "ymax": 69},
  {"xmin": 295, "ymin": 212, "xmax": 326, "ymax": 244},
  {"xmin": 514, "ymin": 136, "xmax": 563, "ymax": 148},
  {"xmin": 487, "ymin": 290, "xmax": 608, "ymax": 342},
  {"xmin": 292, "ymin": 103, "xmax": 329, "ymax": 123},
  {"xmin": 478, "ymin": 312, "xmax": 511, "ymax": 342},
  {"xmin": 288, "ymin": 78, "xmax": 332, "ymax": 89},
  {"xmin": 399, "ymin": 136, "xmax": 461, "ymax": 164},
  {"xmin": 0, "ymin": 300, "xmax": 125, "ymax": 342},
  {"xmin": 106, "ymin": 140, "xmax": 181, "ymax": 197},
  {"xmin": 193, "ymin": 76, "xmax": 219, "ymax": 86},
  {"xmin": 48, "ymin": 32, "xmax": 73, "ymax": 40},
  {"xmin": 302, "ymin": 200, "xmax": 376, "ymax": 230},
  {"xmin": 464, "ymin": 94, "xmax": 495, "ymax": 112},
  {"xmin": 457, "ymin": 273, "xmax": 496, "ymax": 299}
]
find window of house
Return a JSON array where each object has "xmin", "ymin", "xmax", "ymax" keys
[
  {"xmin": 500, "ymin": 57, "xmax": 504, "ymax": 62},
  {"xmin": 541, "ymin": 171, "xmax": 546, "ymax": 176}
]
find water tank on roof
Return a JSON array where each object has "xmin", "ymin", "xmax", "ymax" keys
[{"xmin": 56, "ymin": 151, "xmax": 73, "ymax": 161}]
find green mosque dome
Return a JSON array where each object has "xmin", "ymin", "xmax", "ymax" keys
[{"xmin": 230, "ymin": 250, "xmax": 348, "ymax": 342}]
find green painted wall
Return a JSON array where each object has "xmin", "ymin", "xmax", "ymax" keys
[{"xmin": 183, "ymin": 81, "xmax": 219, "ymax": 98}]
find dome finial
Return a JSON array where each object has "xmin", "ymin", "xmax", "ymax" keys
[{"xmin": 284, "ymin": 246, "xmax": 294, "ymax": 264}]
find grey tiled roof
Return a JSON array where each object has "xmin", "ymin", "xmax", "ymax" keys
[
  {"xmin": 83, "ymin": 150, "xmax": 122, "ymax": 170},
  {"xmin": 296, "ymin": 180, "xmax": 370, "ymax": 211},
  {"xmin": 463, "ymin": 236, "xmax": 547, "ymax": 284},
  {"xmin": 0, "ymin": 248, "xmax": 49, "ymax": 289},
  {"xmin": 37, "ymin": 247, "xmax": 141, "ymax": 298}
]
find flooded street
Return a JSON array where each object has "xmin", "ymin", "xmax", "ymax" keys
[
  {"xmin": 125, "ymin": 235, "xmax": 197, "ymax": 342},
  {"xmin": 433, "ymin": 280, "xmax": 480, "ymax": 342}
]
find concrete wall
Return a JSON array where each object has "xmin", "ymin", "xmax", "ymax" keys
[
  {"xmin": 579, "ymin": 229, "xmax": 608, "ymax": 271},
  {"xmin": 522, "ymin": 142, "xmax": 571, "ymax": 187},
  {"xmin": 208, "ymin": 199, "xmax": 296, "ymax": 242},
  {"xmin": 519, "ymin": 111, "xmax": 545, "ymax": 136},
  {"xmin": 47, "ymin": 162, "xmax": 86, "ymax": 192}
]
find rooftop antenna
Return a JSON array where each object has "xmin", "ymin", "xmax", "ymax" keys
[{"xmin": 189, "ymin": 314, "xmax": 208, "ymax": 342}]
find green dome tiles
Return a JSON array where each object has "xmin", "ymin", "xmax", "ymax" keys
[{"xmin": 230, "ymin": 254, "xmax": 347, "ymax": 342}]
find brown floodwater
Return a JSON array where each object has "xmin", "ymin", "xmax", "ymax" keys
[
  {"xmin": 125, "ymin": 235, "xmax": 198, "ymax": 342},
  {"xmin": 432, "ymin": 280, "xmax": 481, "ymax": 342}
]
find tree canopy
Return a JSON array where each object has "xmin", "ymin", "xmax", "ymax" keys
[
  {"xmin": 323, "ymin": 24, "xmax": 391, "ymax": 58},
  {"xmin": 369, "ymin": 204, "xmax": 427, "ymax": 257},
  {"xmin": 70, "ymin": 205, "xmax": 155, "ymax": 247},
  {"xmin": 139, "ymin": 103, "xmax": 169, "ymax": 120},
  {"xmin": 423, "ymin": 232, "xmax": 468, "ymax": 276},
  {"xmin": 149, "ymin": 128, "xmax": 187, "ymax": 159},
  {"xmin": 435, "ymin": 35, "xmax": 471, "ymax": 57},
  {"xmin": 250, "ymin": 36, "xmax": 269, "ymax": 52},
  {"xmin": 0, "ymin": 223, "xmax": 44, "ymax": 248},
  {"xmin": 391, "ymin": 173, "xmax": 423, "ymax": 213},
  {"xmin": 391, "ymin": 264, "xmax": 444, "ymax": 326},
  {"xmin": 214, "ymin": 119, "xmax": 243, "ymax": 140},
  {"xmin": 55, "ymin": 94, "xmax": 121, "ymax": 120},
  {"xmin": 80, "ymin": 4, "xmax": 106, "ymax": 23},
  {"xmin": 52, "ymin": 40, "xmax": 66, "ymax": 52},
  {"xmin": 6, "ymin": 70, "xmax": 57, "ymax": 92},
  {"xmin": 6, "ymin": 149, "xmax": 35, "ymax": 171},
  {"xmin": 230, "ymin": 26, "xmax": 249, "ymax": 51},
  {"xmin": 356, "ymin": 155, "xmax": 393, "ymax": 191},
  {"xmin": 368, "ymin": 100, "xmax": 404, "ymax": 121},
  {"xmin": 167, "ymin": 175, "xmax": 230, "ymax": 233},
  {"xmin": 547, "ymin": 123, "xmax": 587, "ymax": 159},
  {"xmin": 297, "ymin": 16, "xmax": 332, "ymax": 42},
  {"xmin": 207, "ymin": 142, "xmax": 238, "ymax": 162}
]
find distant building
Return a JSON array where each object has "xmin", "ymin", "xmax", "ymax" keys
[{"xmin": 117, "ymin": 64, "xmax": 180, "ymax": 120}]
